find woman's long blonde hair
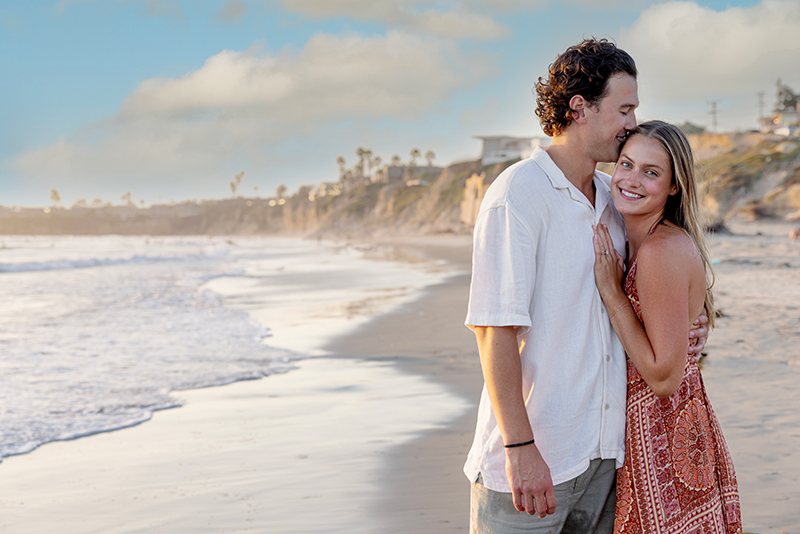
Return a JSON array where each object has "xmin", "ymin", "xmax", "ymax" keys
[{"xmin": 630, "ymin": 120, "xmax": 717, "ymax": 326}]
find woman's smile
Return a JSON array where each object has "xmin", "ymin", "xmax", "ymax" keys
[{"xmin": 618, "ymin": 188, "xmax": 644, "ymax": 200}]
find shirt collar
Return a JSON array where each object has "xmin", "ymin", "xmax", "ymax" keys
[
  {"xmin": 593, "ymin": 172, "xmax": 613, "ymax": 219},
  {"xmin": 531, "ymin": 146, "xmax": 614, "ymax": 216},
  {"xmin": 531, "ymin": 146, "xmax": 571, "ymax": 191}
]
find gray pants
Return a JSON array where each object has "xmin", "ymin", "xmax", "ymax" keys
[{"xmin": 469, "ymin": 459, "xmax": 617, "ymax": 534}]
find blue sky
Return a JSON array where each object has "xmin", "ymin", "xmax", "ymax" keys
[{"xmin": 2, "ymin": 0, "xmax": 799, "ymax": 207}]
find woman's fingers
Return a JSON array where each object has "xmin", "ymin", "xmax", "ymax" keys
[
  {"xmin": 592, "ymin": 228, "xmax": 604, "ymax": 258},
  {"xmin": 592, "ymin": 236, "xmax": 602, "ymax": 260},
  {"xmin": 593, "ymin": 226, "xmax": 614, "ymax": 258},
  {"xmin": 598, "ymin": 224, "xmax": 614, "ymax": 255}
]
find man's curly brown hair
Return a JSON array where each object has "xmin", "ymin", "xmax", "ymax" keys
[{"xmin": 534, "ymin": 38, "xmax": 637, "ymax": 137}]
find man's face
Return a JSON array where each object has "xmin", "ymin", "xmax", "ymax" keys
[{"xmin": 584, "ymin": 74, "xmax": 639, "ymax": 164}]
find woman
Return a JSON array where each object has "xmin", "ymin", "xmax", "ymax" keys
[{"xmin": 592, "ymin": 120, "xmax": 742, "ymax": 533}]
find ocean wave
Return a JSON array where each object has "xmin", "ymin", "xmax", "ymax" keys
[
  {"xmin": 0, "ymin": 253, "xmax": 225, "ymax": 273},
  {"xmin": 0, "ymin": 356, "xmax": 300, "ymax": 461}
]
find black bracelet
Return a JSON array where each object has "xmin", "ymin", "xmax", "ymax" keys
[{"xmin": 504, "ymin": 438, "xmax": 535, "ymax": 449}]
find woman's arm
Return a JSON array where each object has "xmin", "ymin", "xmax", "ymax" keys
[{"xmin": 593, "ymin": 225, "xmax": 693, "ymax": 398}]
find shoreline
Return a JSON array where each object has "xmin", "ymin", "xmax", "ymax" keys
[
  {"xmin": 0, "ymin": 233, "xmax": 481, "ymax": 533},
  {"xmin": 322, "ymin": 235, "xmax": 481, "ymax": 532}
]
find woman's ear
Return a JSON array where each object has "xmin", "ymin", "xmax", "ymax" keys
[{"xmin": 569, "ymin": 95, "xmax": 587, "ymax": 123}]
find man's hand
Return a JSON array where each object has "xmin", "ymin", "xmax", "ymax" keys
[
  {"xmin": 505, "ymin": 444, "xmax": 556, "ymax": 517},
  {"xmin": 688, "ymin": 312, "xmax": 709, "ymax": 363}
]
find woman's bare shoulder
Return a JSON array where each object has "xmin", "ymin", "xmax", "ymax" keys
[{"xmin": 638, "ymin": 225, "xmax": 701, "ymax": 271}]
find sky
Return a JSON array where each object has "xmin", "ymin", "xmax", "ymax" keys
[{"xmin": 2, "ymin": 0, "xmax": 799, "ymax": 207}]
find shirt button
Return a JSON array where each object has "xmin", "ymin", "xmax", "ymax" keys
[
  {"xmin": 604, "ymin": 403, "xmax": 610, "ymax": 410},
  {"xmin": 606, "ymin": 354, "xmax": 611, "ymax": 362},
  {"xmin": 601, "ymin": 307, "xmax": 605, "ymax": 314}
]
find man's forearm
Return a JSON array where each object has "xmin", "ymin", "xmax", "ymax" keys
[
  {"xmin": 473, "ymin": 325, "xmax": 533, "ymax": 445},
  {"xmin": 473, "ymin": 325, "xmax": 555, "ymax": 516}
]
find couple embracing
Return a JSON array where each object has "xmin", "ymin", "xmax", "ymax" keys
[{"xmin": 465, "ymin": 39, "xmax": 742, "ymax": 534}]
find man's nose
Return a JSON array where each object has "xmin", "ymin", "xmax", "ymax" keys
[{"xmin": 626, "ymin": 111, "xmax": 637, "ymax": 131}]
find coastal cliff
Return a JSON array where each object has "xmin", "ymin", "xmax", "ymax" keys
[{"xmin": 2, "ymin": 133, "xmax": 799, "ymax": 236}]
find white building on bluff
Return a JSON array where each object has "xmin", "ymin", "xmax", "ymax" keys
[
  {"xmin": 760, "ymin": 80, "xmax": 799, "ymax": 136},
  {"xmin": 475, "ymin": 136, "xmax": 551, "ymax": 165}
]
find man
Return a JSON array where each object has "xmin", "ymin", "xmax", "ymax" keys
[{"xmin": 464, "ymin": 39, "xmax": 708, "ymax": 533}]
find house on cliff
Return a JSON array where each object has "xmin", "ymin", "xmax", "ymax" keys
[
  {"xmin": 761, "ymin": 80, "xmax": 799, "ymax": 136},
  {"xmin": 475, "ymin": 135, "xmax": 550, "ymax": 165}
]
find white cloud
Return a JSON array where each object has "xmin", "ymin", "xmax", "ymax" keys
[
  {"xmin": 121, "ymin": 32, "xmax": 480, "ymax": 120},
  {"xmin": 13, "ymin": 31, "xmax": 494, "ymax": 186},
  {"xmin": 620, "ymin": 0, "xmax": 800, "ymax": 104},
  {"xmin": 279, "ymin": 0, "xmax": 509, "ymax": 40}
]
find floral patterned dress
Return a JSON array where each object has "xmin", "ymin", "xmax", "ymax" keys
[{"xmin": 614, "ymin": 257, "xmax": 742, "ymax": 534}]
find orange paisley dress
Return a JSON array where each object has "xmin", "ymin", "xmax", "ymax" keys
[{"xmin": 614, "ymin": 257, "xmax": 742, "ymax": 534}]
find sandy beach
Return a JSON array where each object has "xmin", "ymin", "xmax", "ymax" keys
[{"xmin": 0, "ymin": 227, "xmax": 798, "ymax": 533}]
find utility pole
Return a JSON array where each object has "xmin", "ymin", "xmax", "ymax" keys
[{"xmin": 708, "ymin": 100, "xmax": 719, "ymax": 133}]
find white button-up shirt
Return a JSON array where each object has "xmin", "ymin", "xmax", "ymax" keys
[{"xmin": 464, "ymin": 146, "xmax": 627, "ymax": 491}]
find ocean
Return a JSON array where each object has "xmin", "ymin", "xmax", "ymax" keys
[{"xmin": 0, "ymin": 235, "xmax": 453, "ymax": 461}]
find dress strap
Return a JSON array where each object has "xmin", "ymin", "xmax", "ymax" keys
[{"xmin": 647, "ymin": 218, "xmax": 663, "ymax": 236}]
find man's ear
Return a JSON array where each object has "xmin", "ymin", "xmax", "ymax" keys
[{"xmin": 568, "ymin": 95, "xmax": 587, "ymax": 123}]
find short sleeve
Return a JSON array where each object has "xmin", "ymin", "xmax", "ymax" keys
[{"xmin": 465, "ymin": 204, "xmax": 536, "ymax": 336}]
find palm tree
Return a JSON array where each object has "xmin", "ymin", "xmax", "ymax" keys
[
  {"xmin": 410, "ymin": 148, "xmax": 421, "ymax": 166},
  {"xmin": 229, "ymin": 171, "xmax": 245, "ymax": 196},
  {"xmin": 356, "ymin": 147, "xmax": 366, "ymax": 178},
  {"xmin": 336, "ymin": 156, "xmax": 346, "ymax": 180},
  {"xmin": 121, "ymin": 191, "xmax": 136, "ymax": 208},
  {"xmin": 409, "ymin": 148, "xmax": 421, "ymax": 168},
  {"xmin": 363, "ymin": 148, "xmax": 374, "ymax": 180},
  {"xmin": 50, "ymin": 189, "xmax": 61, "ymax": 205},
  {"xmin": 276, "ymin": 184, "xmax": 287, "ymax": 198},
  {"xmin": 425, "ymin": 150, "xmax": 435, "ymax": 167},
  {"xmin": 391, "ymin": 155, "xmax": 401, "ymax": 167}
]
